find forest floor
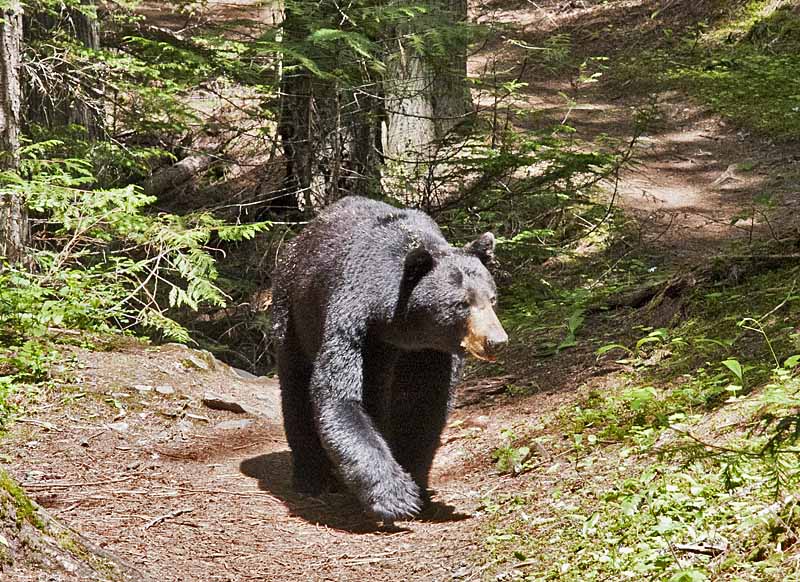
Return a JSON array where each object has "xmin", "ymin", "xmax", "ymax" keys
[{"xmin": 4, "ymin": 1, "xmax": 800, "ymax": 581}]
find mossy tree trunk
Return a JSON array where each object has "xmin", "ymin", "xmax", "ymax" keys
[{"xmin": 0, "ymin": 0, "xmax": 28, "ymax": 266}]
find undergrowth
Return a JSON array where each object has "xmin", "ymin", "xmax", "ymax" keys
[
  {"xmin": 614, "ymin": 0, "xmax": 800, "ymax": 140},
  {"xmin": 477, "ymin": 5, "xmax": 800, "ymax": 572},
  {"xmin": 0, "ymin": 141, "xmax": 270, "ymax": 430},
  {"xmin": 483, "ymin": 257, "xmax": 800, "ymax": 580}
]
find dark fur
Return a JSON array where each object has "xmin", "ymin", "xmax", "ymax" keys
[{"xmin": 271, "ymin": 196, "xmax": 503, "ymax": 521}]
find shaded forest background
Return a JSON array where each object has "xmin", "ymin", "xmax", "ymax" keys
[{"xmin": 1, "ymin": 0, "xmax": 617, "ymax": 372}]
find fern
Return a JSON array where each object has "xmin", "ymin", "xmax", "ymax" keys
[{"xmin": 0, "ymin": 144, "xmax": 270, "ymax": 344}]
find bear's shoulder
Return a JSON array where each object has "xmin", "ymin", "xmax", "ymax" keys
[{"xmin": 321, "ymin": 196, "xmax": 445, "ymax": 249}]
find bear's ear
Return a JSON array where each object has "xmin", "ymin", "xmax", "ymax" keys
[
  {"xmin": 464, "ymin": 232, "xmax": 496, "ymax": 266},
  {"xmin": 403, "ymin": 246, "xmax": 434, "ymax": 284}
]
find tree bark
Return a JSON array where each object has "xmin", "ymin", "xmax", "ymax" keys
[
  {"xmin": 67, "ymin": 3, "xmax": 103, "ymax": 139},
  {"xmin": 24, "ymin": 2, "xmax": 104, "ymax": 139},
  {"xmin": 275, "ymin": 8, "xmax": 383, "ymax": 214},
  {"xmin": 0, "ymin": 0, "xmax": 28, "ymax": 266},
  {"xmin": 383, "ymin": 0, "xmax": 472, "ymax": 208}
]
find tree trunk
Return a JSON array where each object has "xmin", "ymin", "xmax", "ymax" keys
[
  {"xmin": 383, "ymin": 0, "xmax": 472, "ymax": 209},
  {"xmin": 275, "ymin": 10, "xmax": 382, "ymax": 214},
  {"xmin": 0, "ymin": 0, "xmax": 28, "ymax": 265},
  {"xmin": 68, "ymin": 3, "xmax": 103, "ymax": 139},
  {"xmin": 431, "ymin": 0, "xmax": 472, "ymax": 136},
  {"xmin": 277, "ymin": 73, "xmax": 382, "ymax": 212},
  {"xmin": 276, "ymin": 0, "xmax": 469, "ymax": 213},
  {"xmin": 24, "ymin": 2, "xmax": 104, "ymax": 139}
]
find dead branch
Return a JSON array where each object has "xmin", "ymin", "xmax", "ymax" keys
[
  {"xmin": 143, "ymin": 507, "xmax": 194, "ymax": 530},
  {"xmin": 22, "ymin": 475, "xmax": 136, "ymax": 489}
]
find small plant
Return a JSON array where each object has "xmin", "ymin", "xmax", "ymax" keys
[
  {"xmin": 596, "ymin": 327, "xmax": 673, "ymax": 362},
  {"xmin": 720, "ymin": 357, "xmax": 745, "ymax": 397},
  {"xmin": 492, "ymin": 428, "xmax": 533, "ymax": 475},
  {"xmin": 556, "ymin": 308, "xmax": 585, "ymax": 353}
]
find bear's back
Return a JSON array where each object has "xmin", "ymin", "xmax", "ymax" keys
[
  {"xmin": 320, "ymin": 197, "xmax": 441, "ymax": 239},
  {"xmin": 271, "ymin": 196, "xmax": 450, "ymax": 352},
  {"xmin": 303, "ymin": 196, "xmax": 447, "ymax": 265}
]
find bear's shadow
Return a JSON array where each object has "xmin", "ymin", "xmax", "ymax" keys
[{"xmin": 239, "ymin": 451, "xmax": 471, "ymax": 533}]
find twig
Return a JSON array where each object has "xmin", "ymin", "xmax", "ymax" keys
[
  {"xmin": 15, "ymin": 418, "xmax": 63, "ymax": 432},
  {"xmin": 148, "ymin": 485, "xmax": 282, "ymax": 501},
  {"xmin": 143, "ymin": 507, "xmax": 194, "ymax": 531},
  {"xmin": 665, "ymin": 538, "xmax": 684, "ymax": 570},
  {"xmin": 22, "ymin": 475, "xmax": 135, "ymax": 489},
  {"xmin": 662, "ymin": 426, "xmax": 760, "ymax": 458},
  {"xmin": 55, "ymin": 501, "xmax": 84, "ymax": 515},
  {"xmin": 674, "ymin": 542, "xmax": 727, "ymax": 557},
  {"xmin": 340, "ymin": 556, "xmax": 401, "ymax": 566},
  {"xmin": 758, "ymin": 277, "xmax": 797, "ymax": 322}
]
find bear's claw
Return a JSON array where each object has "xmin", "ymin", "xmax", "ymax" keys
[{"xmin": 367, "ymin": 474, "xmax": 422, "ymax": 522}]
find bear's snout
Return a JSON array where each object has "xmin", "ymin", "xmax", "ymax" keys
[{"xmin": 461, "ymin": 304, "xmax": 508, "ymax": 361}]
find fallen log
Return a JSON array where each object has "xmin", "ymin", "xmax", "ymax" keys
[{"xmin": 142, "ymin": 153, "xmax": 217, "ymax": 197}]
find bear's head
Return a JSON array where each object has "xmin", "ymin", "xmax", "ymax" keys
[{"xmin": 395, "ymin": 233, "xmax": 508, "ymax": 361}]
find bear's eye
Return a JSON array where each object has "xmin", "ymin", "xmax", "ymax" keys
[
  {"xmin": 490, "ymin": 296, "xmax": 497, "ymax": 306},
  {"xmin": 456, "ymin": 299, "xmax": 470, "ymax": 310}
]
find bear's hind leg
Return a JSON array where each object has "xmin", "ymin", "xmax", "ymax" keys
[
  {"xmin": 278, "ymin": 343, "xmax": 335, "ymax": 496},
  {"xmin": 388, "ymin": 350, "xmax": 454, "ymax": 500}
]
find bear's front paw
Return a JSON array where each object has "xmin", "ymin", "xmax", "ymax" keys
[{"xmin": 368, "ymin": 474, "xmax": 423, "ymax": 522}]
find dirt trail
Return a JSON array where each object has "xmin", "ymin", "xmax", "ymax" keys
[
  {"xmin": 4, "ymin": 343, "xmax": 566, "ymax": 581},
  {"xmin": 5, "ymin": 1, "xmax": 800, "ymax": 581},
  {"xmin": 599, "ymin": 94, "xmax": 792, "ymax": 259}
]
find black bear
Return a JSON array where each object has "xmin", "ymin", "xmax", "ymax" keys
[{"xmin": 271, "ymin": 196, "xmax": 507, "ymax": 522}]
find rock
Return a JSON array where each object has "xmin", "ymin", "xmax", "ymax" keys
[
  {"xmin": 155, "ymin": 385, "xmax": 175, "ymax": 395},
  {"xmin": 179, "ymin": 350, "xmax": 217, "ymax": 371},
  {"xmin": 464, "ymin": 415, "xmax": 490, "ymax": 429},
  {"xmin": 177, "ymin": 419, "xmax": 194, "ymax": 438},
  {"xmin": 132, "ymin": 384, "xmax": 152, "ymax": 392},
  {"xmin": 230, "ymin": 367, "xmax": 257, "ymax": 380},
  {"xmin": 59, "ymin": 556, "xmax": 79, "ymax": 573},
  {"xmin": 107, "ymin": 422, "xmax": 129, "ymax": 433},
  {"xmin": 214, "ymin": 419, "xmax": 253, "ymax": 431},
  {"xmin": 181, "ymin": 356, "xmax": 209, "ymax": 371},
  {"xmin": 452, "ymin": 565, "xmax": 471, "ymax": 579},
  {"xmin": 201, "ymin": 386, "xmax": 282, "ymax": 424}
]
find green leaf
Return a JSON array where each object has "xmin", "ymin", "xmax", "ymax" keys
[
  {"xmin": 596, "ymin": 343, "xmax": 632, "ymax": 356},
  {"xmin": 668, "ymin": 570, "xmax": 708, "ymax": 582},
  {"xmin": 721, "ymin": 359, "xmax": 744, "ymax": 384},
  {"xmin": 783, "ymin": 354, "xmax": 800, "ymax": 369},
  {"xmin": 623, "ymin": 386, "xmax": 658, "ymax": 411},
  {"xmin": 653, "ymin": 515, "xmax": 678, "ymax": 533}
]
